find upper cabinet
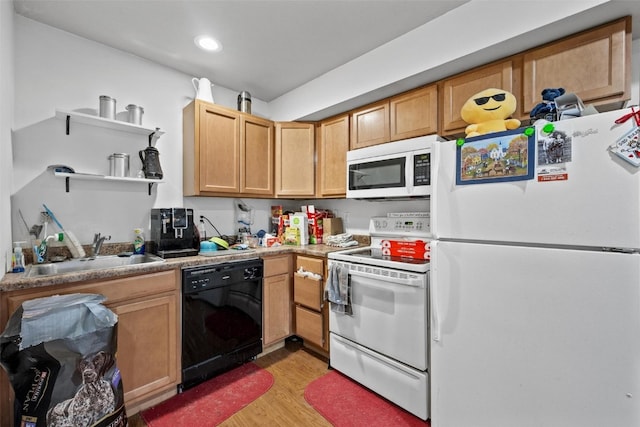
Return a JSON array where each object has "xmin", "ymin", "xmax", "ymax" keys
[
  {"xmin": 390, "ymin": 85, "xmax": 438, "ymax": 141},
  {"xmin": 350, "ymin": 100, "xmax": 390, "ymax": 150},
  {"xmin": 240, "ymin": 114, "xmax": 275, "ymax": 195},
  {"xmin": 275, "ymin": 122, "xmax": 315, "ymax": 198},
  {"xmin": 350, "ymin": 84, "xmax": 438, "ymax": 149},
  {"xmin": 440, "ymin": 60, "xmax": 519, "ymax": 136},
  {"xmin": 183, "ymin": 100, "xmax": 274, "ymax": 197},
  {"xmin": 522, "ymin": 16, "xmax": 631, "ymax": 115},
  {"xmin": 317, "ymin": 114, "xmax": 349, "ymax": 198}
]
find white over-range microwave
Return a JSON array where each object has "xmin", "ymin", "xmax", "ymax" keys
[{"xmin": 346, "ymin": 135, "xmax": 442, "ymax": 199}]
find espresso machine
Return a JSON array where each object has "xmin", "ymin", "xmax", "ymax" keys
[{"xmin": 150, "ymin": 208, "xmax": 199, "ymax": 258}]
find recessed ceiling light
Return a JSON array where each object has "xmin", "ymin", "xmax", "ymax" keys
[{"xmin": 194, "ymin": 35, "xmax": 222, "ymax": 52}]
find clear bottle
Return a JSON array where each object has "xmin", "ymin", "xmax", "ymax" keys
[
  {"xmin": 133, "ymin": 228, "xmax": 146, "ymax": 255},
  {"xmin": 12, "ymin": 243, "xmax": 25, "ymax": 273}
]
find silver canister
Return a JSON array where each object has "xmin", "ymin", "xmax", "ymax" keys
[
  {"xmin": 108, "ymin": 153, "xmax": 130, "ymax": 177},
  {"xmin": 237, "ymin": 91, "xmax": 252, "ymax": 114},
  {"xmin": 99, "ymin": 95, "xmax": 116, "ymax": 120},
  {"xmin": 126, "ymin": 104, "xmax": 144, "ymax": 125}
]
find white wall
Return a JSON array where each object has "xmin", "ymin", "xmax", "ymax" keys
[{"xmin": 1, "ymin": 1, "xmax": 15, "ymax": 277}]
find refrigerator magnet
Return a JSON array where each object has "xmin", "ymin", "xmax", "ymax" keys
[{"xmin": 456, "ymin": 128, "xmax": 535, "ymax": 185}]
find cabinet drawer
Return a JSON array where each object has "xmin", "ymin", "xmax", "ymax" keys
[
  {"xmin": 263, "ymin": 255, "xmax": 290, "ymax": 277},
  {"xmin": 295, "ymin": 305, "xmax": 323, "ymax": 347},
  {"xmin": 294, "ymin": 273, "xmax": 323, "ymax": 310},
  {"xmin": 296, "ymin": 255, "xmax": 324, "ymax": 276}
]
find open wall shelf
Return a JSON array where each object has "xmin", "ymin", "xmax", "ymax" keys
[
  {"xmin": 55, "ymin": 109, "xmax": 164, "ymax": 146},
  {"xmin": 53, "ymin": 171, "xmax": 163, "ymax": 195}
]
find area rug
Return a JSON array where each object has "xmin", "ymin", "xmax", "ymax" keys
[
  {"xmin": 304, "ymin": 370, "xmax": 430, "ymax": 427},
  {"xmin": 140, "ymin": 362, "xmax": 274, "ymax": 427}
]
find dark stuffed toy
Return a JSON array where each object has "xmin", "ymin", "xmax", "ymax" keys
[{"xmin": 530, "ymin": 88, "xmax": 565, "ymax": 122}]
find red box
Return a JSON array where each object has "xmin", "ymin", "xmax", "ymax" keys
[{"xmin": 381, "ymin": 240, "xmax": 430, "ymax": 260}]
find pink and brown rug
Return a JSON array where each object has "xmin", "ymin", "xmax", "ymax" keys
[
  {"xmin": 305, "ymin": 370, "xmax": 430, "ymax": 426},
  {"xmin": 140, "ymin": 362, "xmax": 273, "ymax": 427}
]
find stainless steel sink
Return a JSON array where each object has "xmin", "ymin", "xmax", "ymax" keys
[{"xmin": 26, "ymin": 254, "xmax": 166, "ymax": 277}]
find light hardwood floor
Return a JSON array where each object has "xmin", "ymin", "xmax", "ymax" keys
[{"xmin": 129, "ymin": 340, "xmax": 332, "ymax": 426}]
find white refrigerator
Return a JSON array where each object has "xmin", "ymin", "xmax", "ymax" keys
[{"xmin": 430, "ymin": 108, "xmax": 640, "ymax": 427}]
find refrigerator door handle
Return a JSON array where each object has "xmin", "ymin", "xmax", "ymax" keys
[{"xmin": 431, "ymin": 240, "xmax": 440, "ymax": 342}]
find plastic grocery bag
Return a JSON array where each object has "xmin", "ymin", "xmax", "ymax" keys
[{"xmin": 0, "ymin": 293, "xmax": 127, "ymax": 427}]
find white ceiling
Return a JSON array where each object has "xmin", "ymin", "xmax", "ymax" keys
[
  {"xmin": 12, "ymin": 0, "xmax": 640, "ymax": 114},
  {"xmin": 13, "ymin": 0, "xmax": 469, "ymax": 102}
]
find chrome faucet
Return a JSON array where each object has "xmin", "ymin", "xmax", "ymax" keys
[{"xmin": 91, "ymin": 233, "xmax": 111, "ymax": 258}]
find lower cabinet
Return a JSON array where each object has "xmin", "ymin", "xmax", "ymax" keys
[
  {"xmin": 293, "ymin": 255, "xmax": 329, "ymax": 352},
  {"xmin": 0, "ymin": 269, "xmax": 180, "ymax": 423},
  {"xmin": 262, "ymin": 255, "xmax": 293, "ymax": 347}
]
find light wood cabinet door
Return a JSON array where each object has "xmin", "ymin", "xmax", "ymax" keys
[
  {"xmin": 317, "ymin": 114, "xmax": 349, "ymax": 198},
  {"xmin": 240, "ymin": 115, "xmax": 274, "ymax": 195},
  {"xmin": 112, "ymin": 293, "xmax": 178, "ymax": 404},
  {"xmin": 350, "ymin": 100, "xmax": 390, "ymax": 149},
  {"xmin": 440, "ymin": 60, "xmax": 516, "ymax": 136},
  {"xmin": 183, "ymin": 100, "xmax": 240, "ymax": 195},
  {"xmin": 197, "ymin": 102, "xmax": 241, "ymax": 193},
  {"xmin": 262, "ymin": 255, "xmax": 292, "ymax": 347},
  {"xmin": 294, "ymin": 273, "xmax": 323, "ymax": 311},
  {"xmin": 295, "ymin": 305, "xmax": 324, "ymax": 348},
  {"xmin": 275, "ymin": 122, "xmax": 315, "ymax": 197},
  {"xmin": 390, "ymin": 85, "xmax": 438, "ymax": 141},
  {"xmin": 523, "ymin": 17, "xmax": 631, "ymax": 115},
  {"xmin": 263, "ymin": 272, "xmax": 291, "ymax": 346}
]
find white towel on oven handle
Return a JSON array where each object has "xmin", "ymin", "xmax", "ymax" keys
[{"xmin": 324, "ymin": 263, "xmax": 352, "ymax": 315}]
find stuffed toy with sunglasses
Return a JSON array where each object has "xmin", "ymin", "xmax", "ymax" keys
[{"xmin": 460, "ymin": 88, "xmax": 521, "ymax": 138}]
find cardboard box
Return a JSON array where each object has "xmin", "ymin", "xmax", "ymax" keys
[
  {"xmin": 290, "ymin": 212, "xmax": 309, "ymax": 245},
  {"xmin": 323, "ymin": 218, "xmax": 343, "ymax": 238},
  {"xmin": 381, "ymin": 240, "xmax": 430, "ymax": 260}
]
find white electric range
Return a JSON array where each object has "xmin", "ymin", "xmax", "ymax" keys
[{"xmin": 327, "ymin": 213, "xmax": 431, "ymax": 420}]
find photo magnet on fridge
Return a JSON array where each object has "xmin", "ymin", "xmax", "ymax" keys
[{"xmin": 456, "ymin": 128, "xmax": 535, "ymax": 185}]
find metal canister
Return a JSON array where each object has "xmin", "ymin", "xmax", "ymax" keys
[
  {"xmin": 99, "ymin": 95, "xmax": 116, "ymax": 119},
  {"xmin": 108, "ymin": 153, "xmax": 130, "ymax": 177},
  {"xmin": 237, "ymin": 91, "xmax": 252, "ymax": 114},
  {"xmin": 126, "ymin": 104, "xmax": 144, "ymax": 125}
]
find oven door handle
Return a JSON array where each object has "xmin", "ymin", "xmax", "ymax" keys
[{"xmin": 347, "ymin": 268, "xmax": 424, "ymax": 288}]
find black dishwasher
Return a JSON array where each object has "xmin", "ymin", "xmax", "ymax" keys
[{"xmin": 180, "ymin": 258, "xmax": 263, "ymax": 392}]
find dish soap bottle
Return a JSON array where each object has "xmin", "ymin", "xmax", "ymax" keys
[
  {"xmin": 133, "ymin": 228, "xmax": 146, "ymax": 254},
  {"xmin": 12, "ymin": 242, "xmax": 25, "ymax": 273}
]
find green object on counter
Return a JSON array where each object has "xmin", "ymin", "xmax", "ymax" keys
[{"xmin": 209, "ymin": 236, "xmax": 230, "ymax": 250}]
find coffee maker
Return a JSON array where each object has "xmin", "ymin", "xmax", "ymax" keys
[{"xmin": 150, "ymin": 208, "xmax": 199, "ymax": 258}]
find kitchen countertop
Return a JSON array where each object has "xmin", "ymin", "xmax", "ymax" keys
[{"xmin": 0, "ymin": 244, "xmax": 363, "ymax": 292}]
